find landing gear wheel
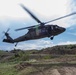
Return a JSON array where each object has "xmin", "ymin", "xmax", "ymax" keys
[{"xmin": 50, "ymin": 36, "xmax": 54, "ymax": 40}]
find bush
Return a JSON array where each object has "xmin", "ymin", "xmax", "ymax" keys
[
  {"xmin": 43, "ymin": 55, "xmax": 51, "ymax": 59},
  {"xmin": 21, "ymin": 54, "xmax": 29, "ymax": 61}
]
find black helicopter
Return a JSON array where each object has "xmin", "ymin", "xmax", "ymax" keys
[{"xmin": 3, "ymin": 4, "xmax": 76, "ymax": 46}]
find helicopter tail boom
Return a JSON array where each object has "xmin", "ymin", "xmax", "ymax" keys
[{"xmin": 3, "ymin": 39, "xmax": 14, "ymax": 43}]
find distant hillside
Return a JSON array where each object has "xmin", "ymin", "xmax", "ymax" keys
[
  {"xmin": 9, "ymin": 44, "xmax": 76, "ymax": 55},
  {"xmin": 0, "ymin": 44, "xmax": 76, "ymax": 62},
  {"xmin": 1, "ymin": 44, "xmax": 76, "ymax": 75},
  {"xmin": 37, "ymin": 44, "xmax": 76, "ymax": 55}
]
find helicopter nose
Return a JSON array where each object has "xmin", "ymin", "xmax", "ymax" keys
[
  {"xmin": 63, "ymin": 27, "xmax": 66, "ymax": 32},
  {"xmin": 61, "ymin": 27, "xmax": 66, "ymax": 32}
]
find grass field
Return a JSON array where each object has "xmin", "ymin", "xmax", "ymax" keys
[
  {"xmin": 0, "ymin": 44, "xmax": 76, "ymax": 75},
  {"xmin": 0, "ymin": 56, "xmax": 76, "ymax": 75},
  {"xmin": 0, "ymin": 62, "xmax": 17, "ymax": 75}
]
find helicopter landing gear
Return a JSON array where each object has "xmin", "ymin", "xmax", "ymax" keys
[
  {"xmin": 50, "ymin": 36, "xmax": 54, "ymax": 40},
  {"xmin": 15, "ymin": 42, "xmax": 18, "ymax": 47}
]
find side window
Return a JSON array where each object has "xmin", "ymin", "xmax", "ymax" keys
[
  {"xmin": 51, "ymin": 26, "xmax": 53, "ymax": 30},
  {"xmin": 42, "ymin": 28, "xmax": 45, "ymax": 33},
  {"xmin": 41, "ymin": 28, "xmax": 47, "ymax": 35}
]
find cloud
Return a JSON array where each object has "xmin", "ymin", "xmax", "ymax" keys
[
  {"xmin": 12, "ymin": 40, "xmax": 76, "ymax": 50},
  {"xmin": 70, "ymin": 0, "xmax": 76, "ymax": 11},
  {"xmin": 0, "ymin": 44, "xmax": 14, "ymax": 51},
  {"xmin": 57, "ymin": 41, "xmax": 76, "ymax": 45},
  {"xmin": 0, "ymin": 0, "xmax": 68, "ymax": 18},
  {"xmin": 15, "ymin": 39, "xmax": 54, "ymax": 50},
  {"xmin": 0, "ymin": 18, "xmax": 11, "ymax": 28},
  {"xmin": 0, "ymin": 0, "xmax": 75, "ymax": 28},
  {"xmin": 66, "ymin": 0, "xmax": 76, "ymax": 27}
]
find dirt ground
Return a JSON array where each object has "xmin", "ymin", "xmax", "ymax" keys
[
  {"xmin": 33, "ymin": 67, "xmax": 76, "ymax": 75},
  {"xmin": 33, "ymin": 55, "xmax": 76, "ymax": 75},
  {"xmin": 14, "ymin": 55, "xmax": 76, "ymax": 75}
]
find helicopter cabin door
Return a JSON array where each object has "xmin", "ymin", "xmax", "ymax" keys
[{"xmin": 35, "ymin": 27, "xmax": 48, "ymax": 38}]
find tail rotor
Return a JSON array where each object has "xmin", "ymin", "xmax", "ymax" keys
[{"xmin": 2, "ymin": 28, "xmax": 10, "ymax": 39}]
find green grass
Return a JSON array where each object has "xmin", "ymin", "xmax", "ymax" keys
[
  {"xmin": 0, "ymin": 60, "xmax": 76, "ymax": 75},
  {"xmin": 17, "ymin": 67, "xmax": 38, "ymax": 75},
  {"xmin": 0, "ymin": 63, "xmax": 17, "ymax": 75},
  {"xmin": 0, "ymin": 62, "xmax": 38, "ymax": 75}
]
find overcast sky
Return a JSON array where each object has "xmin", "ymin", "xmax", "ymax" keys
[{"xmin": 0, "ymin": 0, "xmax": 76, "ymax": 50}]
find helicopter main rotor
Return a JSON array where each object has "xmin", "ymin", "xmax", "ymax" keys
[{"xmin": 15, "ymin": 4, "xmax": 76, "ymax": 31}]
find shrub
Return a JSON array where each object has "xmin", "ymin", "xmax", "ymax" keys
[{"xmin": 43, "ymin": 55, "xmax": 51, "ymax": 59}]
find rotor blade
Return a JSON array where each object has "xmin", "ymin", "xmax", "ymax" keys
[
  {"xmin": 20, "ymin": 4, "xmax": 42, "ymax": 24},
  {"xmin": 44, "ymin": 12, "xmax": 76, "ymax": 24},
  {"xmin": 15, "ymin": 25, "xmax": 39, "ymax": 31},
  {"xmin": 6, "ymin": 28, "xmax": 10, "ymax": 33},
  {"xmin": 15, "ymin": 27, "xmax": 32, "ymax": 31}
]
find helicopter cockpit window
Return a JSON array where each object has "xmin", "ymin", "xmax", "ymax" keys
[
  {"xmin": 51, "ymin": 26, "xmax": 53, "ymax": 30},
  {"xmin": 55, "ymin": 25, "xmax": 59, "ymax": 29}
]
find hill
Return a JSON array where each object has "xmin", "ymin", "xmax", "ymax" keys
[
  {"xmin": 38, "ymin": 44, "xmax": 76, "ymax": 54},
  {"xmin": 0, "ymin": 44, "xmax": 76, "ymax": 62},
  {"xmin": 0, "ymin": 44, "xmax": 76, "ymax": 75}
]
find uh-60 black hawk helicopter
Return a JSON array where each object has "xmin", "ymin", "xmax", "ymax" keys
[{"xmin": 3, "ymin": 4, "xmax": 76, "ymax": 46}]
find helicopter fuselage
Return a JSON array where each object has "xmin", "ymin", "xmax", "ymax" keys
[
  {"xmin": 3, "ymin": 25, "xmax": 65, "ymax": 44},
  {"xmin": 13, "ymin": 25, "xmax": 66, "ymax": 42}
]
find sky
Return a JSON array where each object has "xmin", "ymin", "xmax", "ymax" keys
[{"xmin": 0, "ymin": 0, "xmax": 76, "ymax": 50}]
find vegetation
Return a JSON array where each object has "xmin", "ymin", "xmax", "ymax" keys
[
  {"xmin": 0, "ymin": 44, "xmax": 76, "ymax": 75},
  {"xmin": 0, "ymin": 63, "xmax": 17, "ymax": 75}
]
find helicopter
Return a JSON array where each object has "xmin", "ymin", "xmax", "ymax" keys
[{"xmin": 2, "ymin": 4, "xmax": 76, "ymax": 46}]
